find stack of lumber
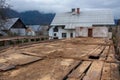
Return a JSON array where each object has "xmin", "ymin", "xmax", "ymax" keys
[{"xmin": 65, "ymin": 46, "xmax": 120, "ymax": 80}]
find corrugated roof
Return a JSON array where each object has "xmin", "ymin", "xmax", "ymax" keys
[
  {"xmin": 51, "ymin": 9, "xmax": 115, "ymax": 29},
  {"xmin": 3, "ymin": 18, "xmax": 19, "ymax": 30},
  {"xmin": 0, "ymin": 31, "xmax": 8, "ymax": 36}
]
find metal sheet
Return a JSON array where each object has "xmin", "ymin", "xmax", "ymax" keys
[{"xmin": 51, "ymin": 10, "xmax": 115, "ymax": 29}]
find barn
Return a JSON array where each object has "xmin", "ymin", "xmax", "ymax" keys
[{"xmin": 49, "ymin": 8, "xmax": 115, "ymax": 39}]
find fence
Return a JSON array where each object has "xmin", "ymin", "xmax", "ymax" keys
[{"xmin": 0, "ymin": 36, "xmax": 49, "ymax": 47}]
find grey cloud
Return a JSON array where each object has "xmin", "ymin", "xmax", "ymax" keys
[{"xmin": 7, "ymin": 0, "xmax": 120, "ymax": 18}]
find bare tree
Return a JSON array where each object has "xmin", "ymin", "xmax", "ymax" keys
[
  {"xmin": 112, "ymin": 25, "xmax": 120, "ymax": 60},
  {"xmin": 0, "ymin": 0, "xmax": 8, "ymax": 29}
]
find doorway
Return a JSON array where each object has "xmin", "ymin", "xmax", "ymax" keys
[
  {"xmin": 88, "ymin": 29, "xmax": 93, "ymax": 37},
  {"xmin": 70, "ymin": 33, "xmax": 73, "ymax": 38}
]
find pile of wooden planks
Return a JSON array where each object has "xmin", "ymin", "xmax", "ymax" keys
[{"xmin": 64, "ymin": 46, "xmax": 120, "ymax": 80}]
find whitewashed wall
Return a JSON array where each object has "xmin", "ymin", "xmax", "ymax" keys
[
  {"xmin": 75, "ymin": 27, "xmax": 88, "ymax": 37},
  {"xmin": 10, "ymin": 28, "xmax": 26, "ymax": 36},
  {"xmin": 49, "ymin": 26, "xmax": 76, "ymax": 39},
  {"xmin": 49, "ymin": 26, "xmax": 54, "ymax": 39},
  {"xmin": 93, "ymin": 27, "xmax": 108, "ymax": 37},
  {"xmin": 76, "ymin": 27, "xmax": 109, "ymax": 37},
  {"xmin": 49, "ymin": 26, "xmax": 109, "ymax": 39}
]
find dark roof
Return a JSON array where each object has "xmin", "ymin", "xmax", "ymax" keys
[
  {"xmin": 3, "ymin": 18, "xmax": 26, "ymax": 30},
  {"xmin": 117, "ymin": 19, "xmax": 120, "ymax": 25}
]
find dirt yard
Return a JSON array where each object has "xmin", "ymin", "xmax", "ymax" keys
[{"xmin": 0, "ymin": 37, "xmax": 119, "ymax": 80}]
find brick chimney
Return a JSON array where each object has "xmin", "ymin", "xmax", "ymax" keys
[{"xmin": 77, "ymin": 8, "xmax": 80, "ymax": 14}]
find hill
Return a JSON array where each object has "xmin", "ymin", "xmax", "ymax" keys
[{"xmin": 6, "ymin": 9, "xmax": 55, "ymax": 25}]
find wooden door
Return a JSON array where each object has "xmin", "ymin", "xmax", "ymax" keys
[{"xmin": 88, "ymin": 29, "xmax": 93, "ymax": 37}]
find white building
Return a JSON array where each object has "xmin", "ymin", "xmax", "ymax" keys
[
  {"xmin": 26, "ymin": 25, "xmax": 49, "ymax": 36},
  {"xmin": 49, "ymin": 8, "xmax": 115, "ymax": 39}
]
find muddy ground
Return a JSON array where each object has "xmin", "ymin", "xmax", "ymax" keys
[{"xmin": 0, "ymin": 37, "xmax": 117, "ymax": 80}]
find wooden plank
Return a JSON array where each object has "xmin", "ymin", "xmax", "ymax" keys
[
  {"xmin": 101, "ymin": 63, "xmax": 111, "ymax": 80},
  {"xmin": 90, "ymin": 46, "xmax": 105, "ymax": 57},
  {"xmin": 110, "ymin": 63, "xmax": 120, "ymax": 80},
  {"xmin": 0, "ymin": 63, "xmax": 15, "ymax": 71},
  {"xmin": 14, "ymin": 56, "xmax": 42, "ymax": 65},
  {"xmin": 0, "ymin": 53, "xmax": 43, "ymax": 71},
  {"xmin": 61, "ymin": 60, "xmax": 81, "ymax": 80},
  {"xmin": 99, "ymin": 46, "xmax": 109, "ymax": 60},
  {"xmin": 68, "ymin": 61, "xmax": 91, "ymax": 78},
  {"xmin": 81, "ymin": 45, "xmax": 101, "ymax": 60},
  {"xmin": 67, "ymin": 78, "xmax": 80, "ymax": 80},
  {"xmin": 21, "ymin": 52, "xmax": 46, "ymax": 57},
  {"xmin": 83, "ymin": 61, "xmax": 104, "ymax": 80},
  {"xmin": 9, "ymin": 54, "xmax": 43, "ymax": 65},
  {"xmin": 107, "ymin": 46, "xmax": 117, "ymax": 62},
  {"xmin": 39, "ymin": 60, "xmax": 81, "ymax": 80},
  {"xmin": 67, "ymin": 70, "xmax": 85, "ymax": 80}
]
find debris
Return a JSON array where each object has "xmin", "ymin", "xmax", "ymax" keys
[{"xmin": 0, "ymin": 38, "xmax": 119, "ymax": 80}]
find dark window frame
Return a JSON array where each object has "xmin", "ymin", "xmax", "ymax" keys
[
  {"xmin": 54, "ymin": 33, "xmax": 57, "ymax": 36},
  {"xmin": 53, "ymin": 26, "xmax": 58, "ymax": 32},
  {"xmin": 61, "ymin": 26, "xmax": 65, "ymax": 29},
  {"xmin": 62, "ymin": 33, "xmax": 67, "ymax": 38},
  {"xmin": 108, "ymin": 27, "xmax": 112, "ymax": 32},
  {"xmin": 70, "ymin": 33, "xmax": 73, "ymax": 38},
  {"xmin": 53, "ymin": 37, "xmax": 58, "ymax": 39}
]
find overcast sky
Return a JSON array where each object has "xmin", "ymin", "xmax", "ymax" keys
[{"xmin": 8, "ymin": 0, "xmax": 120, "ymax": 19}]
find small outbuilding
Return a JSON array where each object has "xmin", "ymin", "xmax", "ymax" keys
[
  {"xmin": 27, "ymin": 25, "xmax": 49, "ymax": 36},
  {"xmin": 1, "ymin": 18, "xmax": 27, "ymax": 36}
]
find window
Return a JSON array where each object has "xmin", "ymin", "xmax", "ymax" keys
[
  {"xmin": 70, "ymin": 33, "xmax": 73, "ymax": 38},
  {"xmin": 53, "ymin": 37, "xmax": 58, "ymax": 39},
  {"xmin": 62, "ymin": 33, "xmax": 67, "ymax": 38},
  {"xmin": 108, "ymin": 27, "xmax": 112, "ymax": 32},
  {"xmin": 54, "ymin": 33, "xmax": 57, "ymax": 36},
  {"xmin": 61, "ymin": 26, "xmax": 65, "ymax": 29},
  {"xmin": 53, "ymin": 26, "xmax": 58, "ymax": 32}
]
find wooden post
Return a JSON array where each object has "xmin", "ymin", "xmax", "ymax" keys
[
  {"xmin": 28, "ymin": 38, "xmax": 31, "ymax": 43},
  {"xmin": 21, "ymin": 39, "xmax": 24, "ymax": 44},
  {"xmin": 39, "ymin": 38, "xmax": 41, "ymax": 41},
  {"xmin": 4, "ymin": 40, "xmax": 9, "ymax": 46},
  {"xmin": 13, "ymin": 40, "xmax": 17, "ymax": 45}
]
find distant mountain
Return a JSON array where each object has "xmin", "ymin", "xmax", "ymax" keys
[
  {"xmin": 5, "ymin": 9, "xmax": 20, "ymax": 18},
  {"xmin": 6, "ymin": 9, "xmax": 55, "ymax": 25}
]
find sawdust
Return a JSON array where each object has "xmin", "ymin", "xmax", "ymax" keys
[
  {"xmin": 0, "ymin": 58, "xmax": 7, "ymax": 63},
  {"xmin": 9, "ymin": 69, "xmax": 21, "ymax": 77},
  {"xmin": 38, "ymin": 74, "xmax": 55, "ymax": 80},
  {"xmin": 61, "ymin": 59, "xmax": 74, "ymax": 66}
]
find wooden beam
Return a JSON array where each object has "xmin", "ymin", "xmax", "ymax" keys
[
  {"xmin": 67, "ymin": 61, "xmax": 91, "ymax": 79},
  {"xmin": 110, "ymin": 63, "xmax": 120, "ymax": 80},
  {"xmin": 107, "ymin": 46, "xmax": 117, "ymax": 62},
  {"xmin": 99, "ymin": 46, "xmax": 109, "ymax": 60},
  {"xmin": 101, "ymin": 63, "xmax": 111, "ymax": 80},
  {"xmin": 89, "ymin": 46, "xmax": 105, "ymax": 59},
  {"xmin": 83, "ymin": 61, "xmax": 104, "ymax": 80},
  {"xmin": 39, "ymin": 60, "xmax": 81, "ymax": 80}
]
